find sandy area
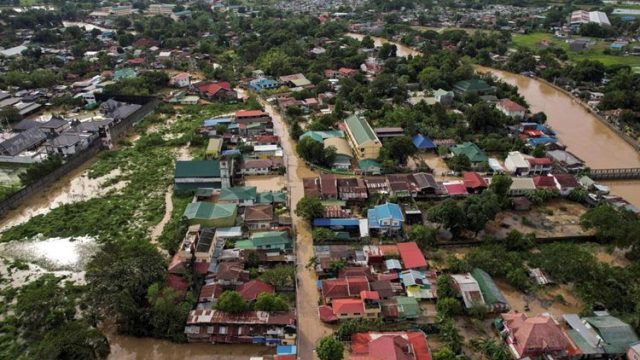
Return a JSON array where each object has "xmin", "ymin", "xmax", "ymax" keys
[{"xmin": 243, "ymin": 175, "xmax": 286, "ymax": 193}]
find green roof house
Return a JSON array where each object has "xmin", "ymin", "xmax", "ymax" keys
[
  {"xmin": 453, "ymin": 79, "xmax": 495, "ymax": 95},
  {"xmin": 182, "ymin": 202, "xmax": 237, "ymax": 227},
  {"xmin": 394, "ymin": 296, "xmax": 421, "ymax": 320},
  {"xmin": 299, "ymin": 130, "xmax": 344, "ymax": 143},
  {"xmin": 358, "ymin": 159, "xmax": 382, "ymax": 175},
  {"xmin": 450, "ymin": 142, "xmax": 488, "ymax": 166},
  {"xmin": 114, "ymin": 68, "xmax": 137, "ymax": 81},
  {"xmin": 583, "ymin": 315, "xmax": 639, "ymax": 355},
  {"xmin": 235, "ymin": 231, "xmax": 291, "ymax": 250},
  {"xmin": 219, "ymin": 186, "xmax": 257, "ymax": 206},
  {"xmin": 257, "ymin": 191, "xmax": 286, "ymax": 204},
  {"xmin": 344, "ymin": 115, "xmax": 381, "ymax": 160},
  {"xmin": 471, "ymin": 268, "xmax": 510, "ymax": 312},
  {"xmin": 174, "ymin": 160, "xmax": 231, "ymax": 193}
]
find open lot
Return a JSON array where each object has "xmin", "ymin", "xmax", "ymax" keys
[{"xmin": 242, "ymin": 174, "xmax": 286, "ymax": 192}]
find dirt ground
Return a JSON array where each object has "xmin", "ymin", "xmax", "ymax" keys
[
  {"xmin": 496, "ymin": 280, "xmax": 582, "ymax": 319},
  {"xmin": 485, "ymin": 200, "xmax": 592, "ymax": 238},
  {"xmin": 408, "ymin": 153, "xmax": 451, "ymax": 177},
  {"xmin": 242, "ymin": 175, "xmax": 286, "ymax": 192}
]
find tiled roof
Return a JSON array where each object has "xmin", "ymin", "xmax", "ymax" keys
[
  {"xmin": 463, "ymin": 172, "xmax": 487, "ymax": 189},
  {"xmin": 533, "ymin": 175, "xmax": 556, "ymax": 188},
  {"xmin": 350, "ymin": 331, "xmax": 432, "ymax": 360},
  {"xmin": 501, "ymin": 313, "xmax": 575, "ymax": 357},
  {"xmin": 236, "ymin": 279, "xmax": 274, "ymax": 301},
  {"xmin": 332, "ymin": 298, "xmax": 365, "ymax": 314},
  {"xmin": 397, "ymin": 242, "xmax": 427, "ymax": 269},
  {"xmin": 244, "ymin": 204, "xmax": 273, "ymax": 222}
]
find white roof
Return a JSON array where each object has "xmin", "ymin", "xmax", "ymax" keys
[
  {"xmin": 488, "ymin": 158, "xmax": 504, "ymax": 172},
  {"xmin": 253, "ymin": 144, "xmax": 279, "ymax": 152},
  {"xmin": 0, "ymin": 45, "xmax": 27, "ymax": 57},
  {"xmin": 506, "ymin": 151, "xmax": 530, "ymax": 169},
  {"xmin": 510, "ymin": 177, "xmax": 536, "ymax": 190},
  {"xmin": 589, "ymin": 11, "xmax": 610, "ymax": 26},
  {"xmin": 359, "ymin": 218, "xmax": 369, "ymax": 238}
]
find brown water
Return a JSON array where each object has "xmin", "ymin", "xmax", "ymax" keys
[{"xmin": 243, "ymin": 175, "xmax": 286, "ymax": 192}]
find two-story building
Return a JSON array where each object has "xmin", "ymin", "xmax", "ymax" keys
[{"xmin": 343, "ymin": 115, "xmax": 382, "ymax": 160}]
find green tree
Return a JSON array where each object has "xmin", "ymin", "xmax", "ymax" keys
[
  {"xmin": 436, "ymin": 297, "xmax": 463, "ymax": 317},
  {"xmin": 316, "ymin": 336, "xmax": 344, "ymax": 360},
  {"xmin": 255, "ymin": 293, "xmax": 289, "ymax": 312},
  {"xmin": 447, "ymin": 153, "xmax": 471, "ymax": 172},
  {"xmin": 489, "ymin": 174, "xmax": 513, "ymax": 200},
  {"xmin": 146, "ymin": 283, "xmax": 193, "ymax": 341},
  {"xmin": 436, "ymin": 275, "xmax": 456, "ymax": 298},
  {"xmin": 379, "ymin": 136, "xmax": 416, "ymax": 165},
  {"xmin": 410, "ymin": 224, "xmax": 437, "ymax": 249},
  {"xmin": 295, "ymin": 196, "xmax": 324, "ymax": 222},
  {"xmin": 427, "ymin": 199, "xmax": 465, "ymax": 234},
  {"xmin": 462, "ymin": 191, "xmax": 501, "ymax": 236},
  {"xmin": 216, "ymin": 291, "xmax": 248, "ymax": 313},
  {"xmin": 0, "ymin": 106, "xmax": 21, "ymax": 124},
  {"xmin": 313, "ymin": 228, "xmax": 335, "ymax": 242},
  {"xmin": 361, "ymin": 35, "xmax": 375, "ymax": 49},
  {"xmin": 433, "ymin": 346, "xmax": 456, "ymax": 360},
  {"xmin": 260, "ymin": 265, "xmax": 295, "ymax": 289}
]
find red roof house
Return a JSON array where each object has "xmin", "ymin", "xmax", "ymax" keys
[
  {"xmin": 332, "ymin": 298, "xmax": 365, "ymax": 316},
  {"xmin": 127, "ymin": 57, "xmax": 145, "ymax": 66},
  {"xmin": 397, "ymin": 242, "xmax": 427, "ymax": 270},
  {"xmin": 321, "ymin": 276, "xmax": 370, "ymax": 303},
  {"xmin": 533, "ymin": 175, "xmax": 557, "ymax": 189},
  {"xmin": 350, "ymin": 331, "xmax": 432, "ymax": 360},
  {"xmin": 197, "ymin": 81, "xmax": 236, "ymax": 100},
  {"xmin": 236, "ymin": 279, "xmax": 274, "ymax": 301},
  {"xmin": 500, "ymin": 313, "xmax": 579, "ymax": 359},
  {"xmin": 463, "ymin": 172, "xmax": 488, "ymax": 193},
  {"xmin": 443, "ymin": 182, "xmax": 468, "ymax": 197}
]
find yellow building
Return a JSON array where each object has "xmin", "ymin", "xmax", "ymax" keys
[{"xmin": 344, "ymin": 115, "xmax": 381, "ymax": 160}]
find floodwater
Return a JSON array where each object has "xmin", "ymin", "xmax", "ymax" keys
[
  {"xmin": 345, "ymin": 33, "xmax": 421, "ymax": 57},
  {"xmin": 0, "ymin": 164, "xmax": 127, "ymax": 231},
  {"xmin": 257, "ymin": 95, "xmax": 331, "ymax": 360},
  {"xmin": 107, "ymin": 334, "xmax": 275, "ymax": 360},
  {"xmin": 496, "ymin": 280, "xmax": 582, "ymax": 319},
  {"xmin": 243, "ymin": 175, "xmax": 286, "ymax": 192}
]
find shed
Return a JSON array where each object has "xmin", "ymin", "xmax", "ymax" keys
[{"xmin": 471, "ymin": 268, "xmax": 510, "ymax": 312}]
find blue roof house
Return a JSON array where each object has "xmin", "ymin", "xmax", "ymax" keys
[
  {"xmin": 248, "ymin": 78, "xmax": 279, "ymax": 92},
  {"xmin": 367, "ymin": 203, "xmax": 404, "ymax": 235},
  {"xmin": 412, "ymin": 134, "xmax": 436, "ymax": 150}
]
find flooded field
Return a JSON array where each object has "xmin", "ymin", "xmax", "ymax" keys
[
  {"xmin": 496, "ymin": 280, "xmax": 582, "ymax": 319},
  {"xmin": 0, "ymin": 235, "xmax": 98, "ymax": 271},
  {"xmin": 0, "ymin": 164, "xmax": 26, "ymax": 185},
  {"xmin": 243, "ymin": 175, "xmax": 286, "ymax": 192}
]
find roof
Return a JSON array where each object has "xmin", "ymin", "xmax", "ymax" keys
[
  {"xmin": 470, "ymin": 268, "xmax": 508, "ymax": 307},
  {"xmin": 244, "ymin": 204, "xmax": 273, "ymax": 222},
  {"xmin": 506, "ymin": 151, "xmax": 530, "ymax": 169},
  {"xmin": 248, "ymin": 231, "xmax": 290, "ymax": 247},
  {"xmin": 332, "ymin": 298, "xmax": 365, "ymax": 314},
  {"xmin": 324, "ymin": 137, "xmax": 353, "ymax": 157},
  {"xmin": 501, "ymin": 313, "xmax": 576, "ymax": 357},
  {"xmin": 236, "ymin": 279, "xmax": 274, "ymax": 301},
  {"xmin": 175, "ymin": 160, "xmax": 221, "ymax": 178},
  {"xmin": 463, "ymin": 172, "xmax": 487, "ymax": 189},
  {"xmin": 397, "ymin": 242, "xmax": 427, "ymax": 269},
  {"xmin": 313, "ymin": 218, "xmax": 360, "ymax": 227},
  {"xmin": 528, "ymin": 157, "xmax": 552, "ymax": 166},
  {"xmin": 299, "ymin": 130, "xmax": 344, "ymax": 142},
  {"xmin": 350, "ymin": 331, "xmax": 432, "ymax": 360},
  {"xmin": 368, "ymin": 203, "xmax": 404, "ymax": 228},
  {"xmin": 359, "ymin": 159, "xmax": 382, "ymax": 171},
  {"xmin": 219, "ymin": 186, "xmax": 257, "ymax": 202},
  {"xmin": 186, "ymin": 309, "xmax": 295, "ymax": 326},
  {"xmin": 547, "ymin": 150, "xmax": 584, "ymax": 166},
  {"xmin": 412, "ymin": 134, "xmax": 436, "ymax": 149},
  {"xmin": 183, "ymin": 202, "xmax": 237, "ymax": 220},
  {"xmin": 443, "ymin": 182, "xmax": 468, "ymax": 196},
  {"xmin": 498, "ymin": 98, "xmax": 526, "ymax": 112},
  {"xmin": 257, "ymin": 191, "xmax": 286, "ymax": 204},
  {"xmin": 345, "ymin": 115, "xmax": 380, "ymax": 146},
  {"xmin": 206, "ymin": 138, "xmax": 223, "ymax": 154},
  {"xmin": 319, "ymin": 305, "xmax": 338, "ymax": 322},
  {"xmin": 451, "ymin": 142, "xmax": 487, "ymax": 163},
  {"xmin": 454, "ymin": 79, "xmax": 493, "ymax": 93},
  {"xmin": 321, "ymin": 276, "xmax": 370, "ymax": 300},
  {"xmin": 533, "ymin": 175, "xmax": 556, "ymax": 188},
  {"xmin": 583, "ymin": 315, "xmax": 639, "ymax": 354},
  {"xmin": 198, "ymin": 81, "xmax": 231, "ymax": 96},
  {"xmin": 394, "ymin": 296, "xmax": 421, "ymax": 318},
  {"xmin": 0, "ymin": 127, "xmax": 47, "ymax": 156},
  {"xmin": 412, "ymin": 173, "xmax": 437, "ymax": 190},
  {"xmin": 553, "ymin": 173, "xmax": 579, "ymax": 188},
  {"xmin": 49, "ymin": 133, "xmax": 83, "ymax": 148},
  {"xmin": 509, "ymin": 177, "xmax": 536, "ymax": 191},
  {"xmin": 236, "ymin": 110, "xmax": 268, "ymax": 118}
]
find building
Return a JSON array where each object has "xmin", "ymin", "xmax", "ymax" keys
[
  {"xmin": 148, "ymin": 3, "xmax": 175, "ymax": 15},
  {"xmin": 367, "ymin": 203, "xmax": 404, "ymax": 235},
  {"xmin": 552, "ymin": 173, "xmax": 579, "ymax": 196},
  {"xmin": 397, "ymin": 242, "xmax": 427, "ymax": 270},
  {"xmin": 320, "ymin": 276, "xmax": 370, "ymax": 304},
  {"xmin": 528, "ymin": 157, "xmax": 552, "ymax": 175},
  {"xmin": 400, "ymin": 270, "xmax": 436, "ymax": 300},
  {"xmin": 547, "ymin": 150, "xmax": 585, "ymax": 173},
  {"xmin": 499, "ymin": 313, "xmax": 578, "ymax": 359},
  {"xmin": 453, "ymin": 79, "xmax": 495, "ymax": 95},
  {"xmin": 350, "ymin": 331, "xmax": 432, "ymax": 360},
  {"xmin": 497, "ymin": 99, "xmax": 526, "ymax": 119},
  {"xmin": 343, "ymin": 115, "xmax": 382, "ymax": 160},
  {"xmin": 564, "ymin": 313, "xmax": 639, "ymax": 357},
  {"xmin": 450, "ymin": 142, "xmax": 488, "ymax": 167},
  {"xmin": 278, "ymin": 73, "xmax": 311, "ymax": 88},
  {"xmin": 504, "ymin": 151, "xmax": 531, "ymax": 176},
  {"xmin": 248, "ymin": 78, "xmax": 279, "ymax": 92},
  {"xmin": 244, "ymin": 204, "xmax": 274, "ymax": 230},
  {"xmin": 235, "ymin": 231, "xmax": 291, "ymax": 251},
  {"xmin": 175, "ymin": 224, "xmax": 216, "ymax": 266},
  {"xmin": 235, "ymin": 110, "xmax": 271, "ymax": 125},
  {"xmin": 507, "ymin": 177, "xmax": 536, "ymax": 196},
  {"xmin": 412, "ymin": 134, "xmax": 436, "ymax": 151},
  {"xmin": 451, "ymin": 273, "xmax": 485, "ymax": 308},
  {"xmin": 236, "ymin": 279, "xmax": 274, "ymax": 302},
  {"xmin": 170, "ymin": 73, "xmax": 191, "ymax": 88},
  {"xmin": 197, "ymin": 81, "xmax": 237, "ymax": 101},
  {"xmin": 324, "ymin": 137, "xmax": 353, "ymax": 169},
  {"xmin": 463, "ymin": 172, "xmax": 487, "ymax": 193},
  {"xmin": 185, "ymin": 309, "xmax": 296, "ymax": 345},
  {"xmin": 434, "ymin": 88, "xmax": 454, "ymax": 106},
  {"xmin": 471, "ymin": 268, "xmax": 509, "ymax": 312},
  {"xmin": 374, "ymin": 127, "xmax": 404, "ymax": 142},
  {"xmin": 219, "ymin": 186, "xmax": 257, "ymax": 206},
  {"xmin": 182, "ymin": 202, "xmax": 237, "ymax": 227},
  {"xmin": 174, "ymin": 160, "xmax": 231, "ymax": 193},
  {"xmin": 570, "ymin": 10, "xmax": 611, "ymax": 27},
  {"xmin": 337, "ymin": 178, "xmax": 368, "ymax": 202},
  {"xmin": 533, "ymin": 175, "xmax": 557, "ymax": 190},
  {"xmin": 206, "ymin": 138, "xmax": 223, "ymax": 159}
]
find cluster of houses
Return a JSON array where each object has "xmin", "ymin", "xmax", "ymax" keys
[{"xmin": 0, "ymin": 98, "xmax": 139, "ymax": 163}]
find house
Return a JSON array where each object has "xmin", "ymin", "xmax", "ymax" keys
[
  {"xmin": 244, "ymin": 204, "xmax": 274, "ymax": 230},
  {"xmin": 564, "ymin": 314, "xmax": 639, "ymax": 357},
  {"xmin": 533, "ymin": 175, "xmax": 557, "ymax": 190},
  {"xmin": 443, "ymin": 182, "xmax": 468, "ymax": 197},
  {"xmin": 412, "ymin": 134, "xmax": 436, "ymax": 151},
  {"xmin": 550, "ymin": 173, "xmax": 578, "ymax": 196},
  {"xmin": 498, "ymin": 313, "xmax": 578, "ymax": 359},
  {"xmin": 235, "ymin": 231, "xmax": 291, "ymax": 251},
  {"xmin": 393, "ymin": 296, "xmax": 421, "ymax": 320},
  {"xmin": 527, "ymin": 157, "xmax": 552, "ymax": 175},
  {"xmin": 451, "ymin": 273, "xmax": 485, "ymax": 308},
  {"xmin": 174, "ymin": 160, "xmax": 231, "ymax": 193},
  {"xmin": 450, "ymin": 142, "xmax": 488, "ymax": 167},
  {"xmin": 320, "ymin": 276, "xmax": 370, "ymax": 303},
  {"xmin": 367, "ymin": 203, "xmax": 404, "ymax": 235},
  {"xmin": 169, "ymin": 73, "xmax": 191, "ymax": 88},
  {"xmin": 324, "ymin": 137, "xmax": 353, "ymax": 169},
  {"xmin": 343, "ymin": 115, "xmax": 382, "ymax": 160},
  {"xmin": 236, "ymin": 279, "xmax": 274, "ymax": 302},
  {"xmin": 397, "ymin": 242, "xmax": 427, "ymax": 270},
  {"xmin": 197, "ymin": 81, "xmax": 237, "ymax": 101},
  {"xmin": 235, "ymin": 110, "xmax": 271, "ymax": 125},
  {"xmin": 463, "ymin": 172, "xmax": 487, "ymax": 193},
  {"xmin": 182, "ymin": 202, "xmax": 237, "ymax": 227},
  {"xmin": 358, "ymin": 159, "xmax": 383, "ymax": 176},
  {"xmin": 299, "ymin": 130, "xmax": 344, "ymax": 143},
  {"xmin": 219, "ymin": 186, "xmax": 257, "ymax": 206},
  {"xmin": 279, "ymin": 73, "xmax": 311, "ymax": 88},
  {"xmin": 320, "ymin": 174, "xmax": 338, "ymax": 199},
  {"xmin": 257, "ymin": 191, "xmax": 286, "ymax": 204},
  {"xmin": 337, "ymin": 178, "xmax": 368, "ymax": 202},
  {"xmin": 239, "ymin": 159, "xmax": 277, "ymax": 176},
  {"xmin": 0, "ymin": 127, "xmax": 46, "ymax": 158},
  {"xmin": 350, "ymin": 331, "xmax": 432, "ymax": 360},
  {"xmin": 453, "ymin": 79, "xmax": 495, "ymax": 95},
  {"xmin": 364, "ymin": 176, "xmax": 389, "ymax": 195},
  {"xmin": 471, "ymin": 268, "xmax": 509, "ymax": 312},
  {"xmin": 504, "ymin": 151, "xmax": 531, "ymax": 176},
  {"xmin": 185, "ymin": 309, "xmax": 295, "ymax": 345},
  {"xmin": 434, "ymin": 88, "xmax": 454, "ymax": 106},
  {"xmin": 497, "ymin": 99, "xmax": 526, "ymax": 119},
  {"xmin": 387, "ymin": 174, "xmax": 419, "ymax": 198},
  {"xmin": 412, "ymin": 173, "xmax": 439, "ymax": 196},
  {"xmin": 46, "ymin": 132, "xmax": 91, "ymax": 157},
  {"xmin": 205, "ymin": 138, "xmax": 223, "ymax": 159},
  {"xmin": 400, "ymin": 270, "xmax": 436, "ymax": 300},
  {"xmin": 547, "ymin": 150, "xmax": 585, "ymax": 173},
  {"xmin": 331, "ymin": 298, "xmax": 367, "ymax": 320},
  {"xmin": 113, "ymin": 68, "xmax": 137, "ymax": 81},
  {"xmin": 213, "ymin": 261, "xmax": 250, "ymax": 286},
  {"xmin": 248, "ymin": 78, "xmax": 279, "ymax": 92},
  {"xmin": 173, "ymin": 225, "xmax": 217, "ymax": 272},
  {"xmin": 506, "ymin": 177, "xmax": 536, "ymax": 196}
]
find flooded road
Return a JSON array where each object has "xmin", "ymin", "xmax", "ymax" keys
[
  {"xmin": 107, "ymin": 334, "xmax": 275, "ymax": 360},
  {"xmin": 254, "ymin": 93, "xmax": 331, "ymax": 360}
]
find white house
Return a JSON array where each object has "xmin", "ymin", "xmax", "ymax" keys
[
  {"xmin": 497, "ymin": 99, "xmax": 526, "ymax": 119},
  {"xmin": 170, "ymin": 72, "xmax": 191, "ymax": 88},
  {"xmin": 504, "ymin": 151, "xmax": 531, "ymax": 176}
]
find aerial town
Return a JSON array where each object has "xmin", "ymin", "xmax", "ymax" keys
[{"xmin": 0, "ymin": 0, "xmax": 640, "ymax": 360}]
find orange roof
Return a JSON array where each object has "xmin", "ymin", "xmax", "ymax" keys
[
  {"xmin": 351, "ymin": 331, "xmax": 432, "ymax": 360},
  {"xmin": 236, "ymin": 109, "xmax": 267, "ymax": 118},
  {"xmin": 332, "ymin": 298, "xmax": 365, "ymax": 314},
  {"xmin": 397, "ymin": 242, "xmax": 427, "ymax": 269},
  {"xmin": 463, "ymin": 172, "xmax": 487, "ymax": 189}
]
